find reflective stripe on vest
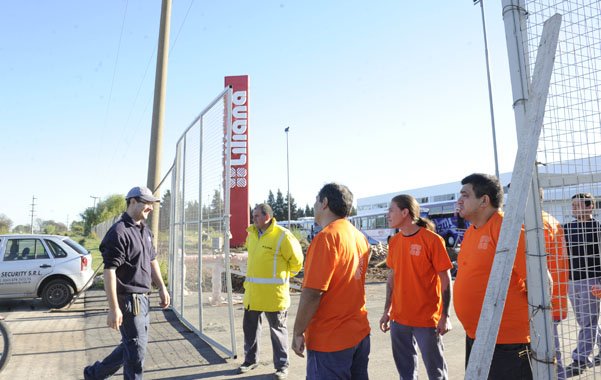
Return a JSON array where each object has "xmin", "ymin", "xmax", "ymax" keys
[
  {"xmin": 246, "ymin": 231, "xmax": 289, "ymax": 285},
  {"xmin": 245, "ymin": 277, "xmax": 289, "ymax": 284}
]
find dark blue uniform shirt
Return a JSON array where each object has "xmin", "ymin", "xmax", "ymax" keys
[
  {"xmin": 564, "ymin": 218, "xmax": 601, "ymax": 280},
  {"xmin": 101, "ymin": 212, "xmax": 157, "ymax": 294}
]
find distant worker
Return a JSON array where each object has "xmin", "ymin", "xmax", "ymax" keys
[
  {"xmin": 453, "ymin": 173, "xmax": 532, "ymax": 379},
  {"xmin": 539, "ymin": 188, "xmax": 569, "ymax": 379},
  {"xmin": 84, "ymin": 186, "xmax": 170, "ymax": 380},
  {"xmin": 380, "ymin": 194, "xmax": 453, "ymax": 380},
  {"xmin": 292, "ymin": 183, "xmax": 371, "ymax": 379},
  {"xmin": 239, "ymin": 203, "xmax": 303, "ymax": 380},
  {"xmin": 563, "ymin": 193, "xmax": 601, "ymax": 377}
]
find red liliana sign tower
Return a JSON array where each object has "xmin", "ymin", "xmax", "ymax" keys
[{"xmin": 225, "ymin": 75, "xmax": 249, "ymax": 247}]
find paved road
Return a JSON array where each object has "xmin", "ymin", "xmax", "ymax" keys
[{"xmin": 0, "ymin": 282, "xmax": 466, "ymax": 379}]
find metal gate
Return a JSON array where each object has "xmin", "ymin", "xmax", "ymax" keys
[{"xmin": 168, "ymin": 86, "xmax": 237, "ymax": 358}]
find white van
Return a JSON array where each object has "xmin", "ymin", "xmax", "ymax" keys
[{"xmin": 0, "ymin": 235, "xmax": 94, "ymax": 308}]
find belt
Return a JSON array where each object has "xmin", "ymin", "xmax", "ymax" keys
[{"xmin": 118, "ymin": 292, "xmax": 150, "ymax": 296}]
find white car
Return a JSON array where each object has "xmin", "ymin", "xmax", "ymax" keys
[{"xmin": 0, "ymin": 235, "xmax": 94, "ymax": 308}]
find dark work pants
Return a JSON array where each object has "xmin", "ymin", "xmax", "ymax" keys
[
  {"xmin": 306, "ymin": 334, "xmax": 370, "ymax": 380},
  {"xmin": 465, "ymin": 335, "xmax": 532, "ymax": 380},
  {"xmin": 85, "ymin": 294, "xmax": 150, "ymax": 380},
  {"xmin": 242, "ymin": 309, "xmax": 289, "ymax": 370}
]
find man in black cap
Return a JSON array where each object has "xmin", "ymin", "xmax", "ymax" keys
[{"xmin": 84, "ymin": 186, "xmax": 170, "ymax": 380}]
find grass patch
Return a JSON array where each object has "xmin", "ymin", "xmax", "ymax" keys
[{"xmin": 71, "ymin": 233, "xmax": 168, "ymax": 289}]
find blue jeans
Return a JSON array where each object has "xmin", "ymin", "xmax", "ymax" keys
[
  {"xmin": 390, "ymin": 321, "xmax": 447, "ymax": 380},
  {"xmin": 568, "ymin": 278, "xmax": 601, "ymax": 364},
  {"xmin": 306, "ymin": 334, "xmax": 370, "ymax": 380},
  {"xmin": 85, "ymin": 294, "xmax": 150, "ymax": 380},
  {"xmin": 554, "ymin": 320, "xmax": 565, "ymax": 380}
]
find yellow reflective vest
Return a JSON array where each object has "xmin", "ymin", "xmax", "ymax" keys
[{"xmin": 244, "ymin": 219, "xmax": 304, "ymax": 312}]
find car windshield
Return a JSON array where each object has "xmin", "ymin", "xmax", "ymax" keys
[{"xmin": 63, "ymin": 238, "xmax": 89, "ymax": 255}]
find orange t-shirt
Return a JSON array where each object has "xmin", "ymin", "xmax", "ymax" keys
[
  {"xmin": 303, "ymin": 218, "xmax": 371, "ymax": 352},
  {"xmin": 386, "ymin": 228, "xmax": 453, "ymax": 327},
  {"xmin": 453, "ymin": 211, "xmax": 530, "ymax": 344},
  {"xmin": 543, "ymin": 211, "xmax": 569, "ymax": 320}
]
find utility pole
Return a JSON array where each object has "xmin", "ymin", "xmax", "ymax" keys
[
  {"xmin": 474, "ymin": 0, "xmax": 500, "ymax": 178},
  {"xmin": 147, "ymin": 0, "xmax": 171, "ymax": 250},
  {"xmin": 90, "ymin": 195, "xmax": 100, "ymax": 210},
  {"xmin": 30, "ymin": 195, "xmax": 36, "ymax": 234},
  {"xmin": 285, "ymin": 127, "xmax": 291, "ymax": 224}
]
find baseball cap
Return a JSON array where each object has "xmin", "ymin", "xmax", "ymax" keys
[{"xmin": 126, "ymin": 186, "xmax": 160, "ymax": 203}]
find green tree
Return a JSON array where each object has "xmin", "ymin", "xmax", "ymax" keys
[
  {"xmin": 304, "ymin": 204, "xmax": 313, "ymax": 217},
  {"xmin": 0, "ymin": 214, "xmax": 13, "ymax": 234},
  {"xmin": 80, "ymin": 194, "xmax": 126, "ymax": 236},
  {"xmin": 283, "ymin": 193, "xmax": 299, "ymax": 220},
  {"xmin": 80, "ymin": 207, "xmax": 99, "ymax": 236},
  {"xmin": 350, "ymin": 205, "xmax": 357, "ymax": 216},
  {"xmin": 274, "ymin": 189, "xmax": 286, "ymax": 221},
  {"xmin": 39, "ymin": 220, "xmax": 68, "ymax": 235},
  {"xmin": 70, "ymin": 221, "xmax": 84, "ymax": 235},
  {"xmin": 184, "ymin": 200, "xmax": 200, "ymax": 222},
  {"xmin": 266, "ymin": 190, "xmax": 275, "ymax": 208},
  {"xmin": 209, "ymin": 189, "xmax": 223, "ymax": 218},
  {"xmin": 97, "ymin": 194, "xmax": 126, "ymax": 222},
  {"xmin": 159, "ymin": 190, "xmax": 171, "ymax": 229},
  {"xmin": 12, "ymin": 224, "xmax": 30, "ymax": 234}
]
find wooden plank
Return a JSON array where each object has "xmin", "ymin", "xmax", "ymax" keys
[{"xmin": 465, "ymin": 11, "xmax": 562, "ymax": 380}]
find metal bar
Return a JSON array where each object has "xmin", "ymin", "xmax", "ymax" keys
[
  {"xmin": 66, "ymin": 262, "xmax": 104, "ymax": 309},
  {"xmin": 180, "ymin": 134, "xmax": 187, "ymax": 316},
  {"xmin": 198, "ymin": 101, "xmax": 204, "ymax": 332},
  {"xmin": 224, "ymin": 86, "xmax": 238, "ymax": 358},
  {"xmin": 538, "ymin": 172, "xmax": 601, "ymax": 188},
  {"xmin": 171, "ymin": 308, "xmax": 235, "ymax": 358},
  {"xmin": 168, "ymin": 144, "xmax": 180, "ymax": 299},
  {"xmin": 175, "ymin": 86, "xmax": 230, "ymax": 146}
]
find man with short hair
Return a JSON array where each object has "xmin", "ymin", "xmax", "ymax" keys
[
  {"xmin": 453, "ymin": 173, "xmax": 532, "ymax": 380},
  {"xmin": 84, "ymin": 186, "xmax": 170, "ymax": 380},
  {"xmin": 563, "ymin": 193, "xmax": 601, "ymax": 377},
  {"xmin": 239, "ymin": 203, "xmax": 303, "ymax": 380},
  {"xmin": 292, "ymin": 183, "xmax": 371, "ymax": 379}
]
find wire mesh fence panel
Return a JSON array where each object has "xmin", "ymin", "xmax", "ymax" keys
[
  {"xmin": 168, "ymin": 87, "xmax": 236, "ymax": 357},
  {"xmin": 525, "ymin": 1, "xmax": 601, "ymax": 378}
]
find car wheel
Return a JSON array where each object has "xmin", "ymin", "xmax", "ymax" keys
[
  {"xmin": 445, "ymin": 234, "xmax": 456, "ymax": 247},
  {"xmin": 42, "ymin": 279, "xmax": 74, "ymax": 309}
]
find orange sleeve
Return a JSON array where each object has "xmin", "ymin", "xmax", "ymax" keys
[
  {"xmin": 304, "ymin": 234, "xmax": 336, "ymax": 291},
  {"xmin": 513, "ymin": 229, "xmax": 528, "ymax": 281},
  {"xmin": 430, "ymin": 233, "xmax": 453, "ymax": 273}
]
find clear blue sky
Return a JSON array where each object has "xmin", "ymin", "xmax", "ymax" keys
[{"xmin": 0, "ymin": 1, "xmax": 519, "ymax": 227}]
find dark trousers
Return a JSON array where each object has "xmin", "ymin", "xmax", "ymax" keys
[
  {"xmin": 242, "ymin": 309, "xmax": 289, "ymax": 370},
  {"xmin": 85, "ymin": 294, "xmax": 150, "ymax": 380},
  {"xmin": 465, "ymin": 335, "xmax": 532, "ymax": 380},
  {"xmin": 306, "ymin": 334, "xmax": 370, "ymax": 380}
]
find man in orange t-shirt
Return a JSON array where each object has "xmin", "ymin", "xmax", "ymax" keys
[
  {"xmin": 453, "ymin": 173, "xmax": 532, "ymax": 380},
  {"xmin": 379, "ymin": 194, "xmax": 453, "ymax": 380},
  {"xmin": 542, "ymin": 210, "xmax": 569, "ymax": 379},
  {"xmin": 292, "ymin": 183, "xmax": 371, "ymax": 380}
]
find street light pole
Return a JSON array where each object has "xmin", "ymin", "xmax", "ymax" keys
[
  {"xmin": 475, "ymin": 0, "xmax": 500, "ymax": 178},
  {"xmin": 90, "ymin": 196, "xmax": 100, "ymax": 210},
  {"xmin": 285, "ymin": 126, "xmax": 291, "ymax": 224}
]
